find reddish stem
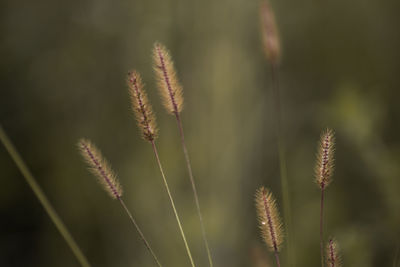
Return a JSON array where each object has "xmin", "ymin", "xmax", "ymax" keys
[{"xmin": 320, "ymin": 185, "xmax": 325, "ymax": 267}]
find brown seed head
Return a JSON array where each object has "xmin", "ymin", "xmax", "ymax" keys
[
  {"xmin": 260, "ymin": 0, "xmax": 281, "ymax": 64},
  {"xmin": 326, "ymin": 238, "xmax": 341, "ymax": 267},
  {"xmin": 255, "ymin": 186, "xmax": 284, "ymax": 252},
  {"xmin": 153, "ymin": 42, "xmax": 184, "ymax": 114},
  {"xmin": 315, "ymin": 128, "xmax": 335, "ymax": 189},
  {"xmin": 127, "ymin": 71, "xmax": 158, "ymax": 142},
  {"xmin": 78, "ymin": 139, "xmax": 122, "ymax": 199}
]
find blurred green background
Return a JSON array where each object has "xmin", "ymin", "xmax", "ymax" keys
[{"xmin": 1, "ymin": 0, "xmax": 400, "ymax": 266}]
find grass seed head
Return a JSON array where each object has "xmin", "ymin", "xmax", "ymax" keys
[
  {"xmin": 260, "ymin": 0, "xmax": 281, "ymax": 64},
  {"xmin": 153, "ymin": 42, "xmax": 184, "ymax": 115},
  {"xmin": 326, "ymin": 238, "xmax": 342, "ymax": 267},
  {"xmin": 315, "ymin": 128, "xmax": 335, "ymax": 189},
  {"xmin": 255, "ymin": 186, "xmax": 284, "ymax": 252},
  {"xmin": 127, "ymin": 70, "xmax": 158, "ymax": 142},
  {"xmin": 78, "ymin": 139, "xmax": 122, "ymax": 199}
]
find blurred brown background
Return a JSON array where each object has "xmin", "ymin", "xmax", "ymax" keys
[{"xmin": 1, "ymin": 0, "xmax": 400, "ymax": 266}]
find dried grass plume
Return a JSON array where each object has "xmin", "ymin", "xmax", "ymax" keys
[
  {"xmin": 78, "ymin": 139, "xmax": 123, "ymax": 199},
  {"xmin": 255, "ymin": 186, "xmax": 284, "ymax": 252},
  {"xmin": 315, "ymin": 128, "xmax": 335, "ymax": 189},
  {"xmin": 153, "ymin": 42, "xmax": 184, "ymax": 114},
  {"xmin": 127, "ymin": 70, "xmax": 158, "ymax": 142}
]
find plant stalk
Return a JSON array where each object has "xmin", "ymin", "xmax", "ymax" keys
[
  {"xmin": 150, "ymin": 140, "xmax": 196, "ymax": 267},
  {"xmin": 174, "ymin": 112, "xmax": 213, "ymax": 267},
  {"xmin": 0, "ymin": 125, "xmax": 91, "ymax": 267},
  {"xmin": 270, "ymin": 63, "xmax": 293, "ymax": 266},
  {"xmin": 320, "ymin": 186, "xmax": 325, "ymax": 267},
  {"xmin": 274, "ymin": 250, "xmax": 281, "ymax": 267},
  {"xmin": 118, "ymin": 197, "xmax": 162, "ymax": 267},
  {"xmin": 393, "ymin": 244, "xmax": 399, "ymax": 267}
]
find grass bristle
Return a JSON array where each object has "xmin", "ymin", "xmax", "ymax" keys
[
  {"xmin": 315, "ymin": 128, "xmax": 335, "ymax": 189},
  {"xmin": 326, "ymin": 238, "xmax": 342, "ymax": 267},
  {"xmin": 153, "ymin": 42, "xmax": 184, "ymax": 115},
  {"xmin": 127, "ymin": 70, "xmax": 158, "ymax": 142},
  {"xmin": 78, "ymin": 139, "xmax": 122, "ymax": 199},
  {"xmin": 255, "ymin": 186, "xmax": 284, "ymax": 252}
]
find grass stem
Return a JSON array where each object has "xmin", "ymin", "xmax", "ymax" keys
[
  {"xmin": 393, "ymin": 244, "xmax": 399, "ymax": 267},
  {"xmin": 174, "ymin": 113, "xmax": 214, "ymax": 267},
  {"xmin": 118, "ymin": 197, "xmax": 163, "ymax": 267},
  {"xmin": 274, "ymin": 250, "xmax": 281, "ymax": 267},
  {"xmin": 150, "ymin": 140, "xmax": 196, "ymax": 267},
  {"xmin": 270, "ymin": 63, "xmax": 293, "ymax": 266},
  {"xmin": 0, "ymin": 125, "xmax": 91, "ymax": 267},
  {"xmin": 320, "ymin": 187, "xmax": 325, "ymax": 267}
]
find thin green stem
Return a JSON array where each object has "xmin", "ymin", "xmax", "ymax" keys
[
  {"xmin": 270, "ymin": 63, "xmax": 293, "ymax": 266},
  {"xmin": 118, "ymin": 198, "xmax": 163, "ymax": 267},
  {"xmin": 0, "ymin": 125, "xmax": 91, "ymax": 267},
  {"xmin": 174, "ymin": 112, "xmax": 213, "ymax": 267},
  {"xmin": 150, "ymin": 140, "xmax": 196, "ymax": 267}
]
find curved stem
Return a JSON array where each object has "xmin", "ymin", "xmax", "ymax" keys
[
  {"xmin": 150, "ymin": 140, "xmax": 196, "ymax": 267},
  {"xmin": 0, "ymin": 125, "xmax": 91, "ymax": 267}
]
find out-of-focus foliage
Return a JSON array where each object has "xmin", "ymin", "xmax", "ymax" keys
[{"xmin": 1, "ymin": 0, "xmax": 399, "ymax": 266}]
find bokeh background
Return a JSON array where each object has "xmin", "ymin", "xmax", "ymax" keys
[{"xmin": 1, "ymin": 0, "xmax": 400, "ymax": 266}]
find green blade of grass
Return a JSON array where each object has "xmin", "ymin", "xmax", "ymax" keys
[{"xmin": 0, "ymin": 125, "xmax": 91, "ymax": 267}]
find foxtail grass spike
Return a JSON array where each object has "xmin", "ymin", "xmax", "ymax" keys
[
  {"xmin": 78, "ymin": 139, "xmax": 122, "ymax": 199},
  {"xmin": 326, "ymin": 238, "xmax": 341, "ymax": 267},
  {"xmin": 315, "ymin": 128, "xmax": 335, "ymax": 267},
  {"xmin": 78, "ymin": 138, "xmax": 163, "ymax": 267},
  {"xmin": 255, "ymin": 187, "xmax": 284, "ymax": 267},
  {"xmin": 315, "ymin": 128, "xmax": 335, "ymax": 189},
  {"xmin": 0, "ymin": 126, "xmax": 91, "ymax": 267},
  {"xmin": 153, "ymin": 42, "xmax": 184, "ymax": 114},
  {"xmin": 260, "ymin": 0, "xmax": 281, "ymax": 64},
  {"xmin": 127, "ymin": 71, "xmax": 158, "ymax": 142},
  {"xmin": 255, "ymin": 187, "xmax": 284, "ymax": 252},
  {"xmin": 154, "ymin": 43, "xmax": 214, "ymax": 266},
  {"xmin": 126, "ymin": 76, "xmax": 195, "ymax": 266}
]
